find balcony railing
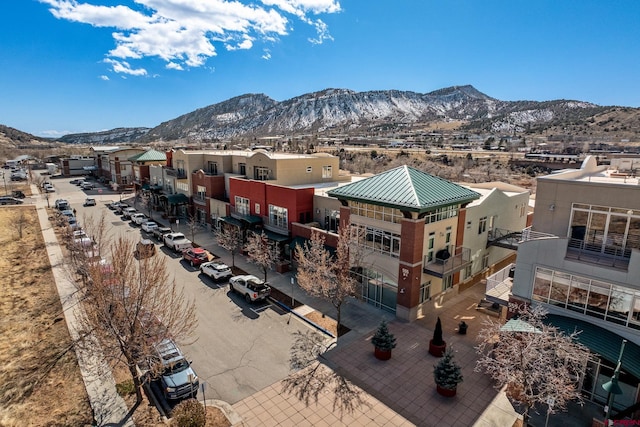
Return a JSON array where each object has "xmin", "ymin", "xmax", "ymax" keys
[
  {"xmin": 423, "ymin": 246, "xmax": 471, "ymax": 278},
  {"xmin": 193, "ymin": 195, "xmax": 207, "ymax": 206},
  {"xmin": 165, "ymin": 167, "xmax": 187, "ymax": 179},
  {"xmin": 261, "ymin": 215, "xmax": 289, "ymax": 235},
  {"xmin": 485, "ymin": 263, "xmax": 514, "ymax": 305},
  {"xmin": 566, "ymin": 238, "xmax": 630, "ymax": 269}
]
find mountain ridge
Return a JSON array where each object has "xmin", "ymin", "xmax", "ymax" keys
[{"xmin": 4, "ymin": 85, "xmax": 640, "ymax": 146}]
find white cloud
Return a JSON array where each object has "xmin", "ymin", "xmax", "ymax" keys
[
  {"xmin": 104, "ymin": 58, "xmax": 148, "ymax": 76},
  {"xmin": 262, "ymin": 49, "xmax": 271, "ymax": 60},
  {"xmin": 40, "ymin": 0, "xmax": 341, "ymax": 74},
  {"xmin": 99, "ymin": 75, "xmax": 110, "ymax": 80}
]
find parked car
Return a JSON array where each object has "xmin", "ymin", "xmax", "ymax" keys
[
  {"xmin": 229, "ymin": 275, "xmax": 271, "ymax": 303},
  {"xmin": 74, "ymin": 179, "xmax": 86, "ymax": 186},
  {"xmin": 81, "ymin": 182, "xmax": 95, "ymax": 190},
  {"xmin": 152, "ymin": 226, "xmax": 173, "ymax": 241},
  {"xmin": 83, "ymin": 197, "xmax": 97, "ymax": 207},
  {"xmin": 141, "ymin": 221, "xmax": 159, "ymax": 233},
  {"xmin": 200, "ymin": 261, "xmax": 232, "ymax": 282},
  {"xmin": 147, "ymin": 338, "xmax": 198, "ymax": 401},
  {"xmin": 132, "ymin": 214, "xmax": 150, "ymax": 226},
  {"xmin": 44, "ymin": 184, "xmax": 55, "ymax": 193},
  {"xmin": 130, "ymin": 213, "xmax": 147, "ymax": 225},
  {"xmin": 67, "ymin": 217, "xmax": 81, "ymax": 230},
  {"xmin": 112, "ymin": 202, "xmax": 128, "ymax": 213},
  {"xmin": 163, "ymin": 232, "xmax": 192, "ymax": 252},
  {"xmin": 121, "ymin": 207, "xmax": 137, "ymax": 220},
  {"xmin": 181, "ymin": 247, "xmax": 209, "ymax": 267},
  {"xmin": 0, "ymin": 196, "xmax": 23, "ymax": 205},
  {"xmin": 11, "ymin": 190, "xmax": 25, "ymax": 199},
  {"xmin": 55, "ymin": 199, "xmax": 70, "ymax": 210},
  {"xmin": 134, "ymin": 238, "xmax": 156, "ymax": 259}
]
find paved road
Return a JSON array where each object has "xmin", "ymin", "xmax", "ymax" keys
[{"xmin": 56, "ymin": 177, "xmax": 315, "ymax": 405}]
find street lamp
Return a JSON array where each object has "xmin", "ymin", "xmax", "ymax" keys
[{"xmin": 603, "ymin": 339, "xmax": 626, "ymax": 426}]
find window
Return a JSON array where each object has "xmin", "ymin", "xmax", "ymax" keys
[
  {"xmin": 531, "ymin": 267, "xmax": 640, "ymax": 331},
  {"xmin": 306, "ymin": 166, "xmax": 312, "ymax": 173},
  {"xmin": 235, "ymin": 196, "xmax": 250, "ymax": 215},
  {"xmin": 255, "ymin": 167, "xmax": 269, "ymax": 181},
  {"xmin": 442, "ymin": 275, "xmax": 453, "ymax": 292},
  {"xmin": 478, "ymin": 216, "xmax": 487, "ymax": 234},
  {"xmin": 427, "ymin": 232, "xmax": 435, "ymax": 262},
  {"xmin": 196, "ymin": 185, "xmax": 206, "ymax": 200},
  {"xmin": 424, "ymin": 205, "xmax": 459, "ymax": 224},
  {"xmin": 348, "ymin": 201, "xmax": 404, "ymax": 224},
  {"xmin": 255, "ymin": 203, "xmax": 260, "ymax": 215},
  {"xmin": 239, "ymin": 163, "xmax": 246, "ymax": 175},
  {"xmin": 176, "ymin": 160, "xmax": 185, "ymax": 177},
  {"xmin": 353, "ymin": 224, "xmax": 401, "ymax": 257},
  {"xmin": 420, "ymin": 281, "xmax": 431, "ymax": 303},
  {"xmin": 207, "ymin": 162, "xmax": 218, "ymax": 175},
  {"xmin": 269, "ymin": 205, "xmax": 288, "ymax": 228},
  {"xmin": 177, "ymin": 182, "xmax": 189, "ymax": 192},
  {"xmin": 482, "ymin": 253, "xmax": 490, "ymax": 270},
  {"xmin": 463, "ymin": 265, "xmax": 472, "ymax": 280},
  {"xmin": 322, "ymin": 165, "xmax": 332, "ymax": 178},
  {"xmin": 445, "ymin": 226, "xmax": 452, "ymax": 245}
]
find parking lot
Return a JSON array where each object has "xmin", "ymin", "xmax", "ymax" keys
[{"xmin": 52, "ymin": 176, "xmax": 322, "ymax": 405}]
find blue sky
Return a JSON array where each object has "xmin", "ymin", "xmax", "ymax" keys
[{"xmin": 2, "ymin": 0, "xmax": 639, "ymax": 137}]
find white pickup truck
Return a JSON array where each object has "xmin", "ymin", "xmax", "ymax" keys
[{"xmin": 163, "ymin": 232, "xmax": 192, "ymax": 252}]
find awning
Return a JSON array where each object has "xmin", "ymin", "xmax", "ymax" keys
[
  {"xmin": 546, "ymin": 314, "xmax": 640, "ymax": 380},
  {"xmin": 141, "ymin": 184, "xmax": 150, "ymax": 190},
  {"xmin": 242, "ymin": 215, "xmax": 262, "ymax": 225},
  {"xmin": 261, "ymin": 229, "xmax": 289, "ymax": 242},
  {"xmin": 219, "ymin": 216, "xmax": 243, "ymax": 228},
  {"xmin": 167, "ymin": 193, "xmax": 189, "ymax": 205}
]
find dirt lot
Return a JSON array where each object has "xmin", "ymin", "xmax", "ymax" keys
[{"xmin": 0, "ymin": 206, "xmax": 92, "ymax": 426}]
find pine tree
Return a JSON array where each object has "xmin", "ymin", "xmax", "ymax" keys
[{"xmin": 434, "ymin": 348, "xmax": 463, "ymax": 390}]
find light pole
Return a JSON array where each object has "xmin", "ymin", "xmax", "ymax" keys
[{"xmin": 603, "ymin": 339, "xmax": 626, "ymax": 426}]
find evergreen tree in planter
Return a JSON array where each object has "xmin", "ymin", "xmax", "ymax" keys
[
  {"xmin": 433, "ymin": 347, "xmax": 463, "ymax": 397},
  {"xmin": 429, "ymin": 317, "xmax": 447, "ymax": 357},
  {"xmin": 371, "ymin": 320, "xmax": 396, "ymax": 360}
]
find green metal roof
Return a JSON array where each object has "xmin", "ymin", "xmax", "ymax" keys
[
  {"xmin": 327, "ymin": 165, "xmax": 480, "ymax": 212},
  {"xmin": 128, "ymin": 149, "xmax": 166, "ymax": 162},
  {"xmin": 546, "ymin": 314, "xmax": 640, "ymax": 380}
]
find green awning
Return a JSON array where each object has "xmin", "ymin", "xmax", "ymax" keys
[
  {"xmin": 220, "ymin": 216, "xmax": 243, "ymax": 228},
  {"xmin": 242, "ymin": 215, "xmax": 262, "ymax": 225},
  {"xmin": 167, "ymin": 193, "xmax": 189, "ymax": 205},
  {"xmin": 141, "ymin": 184, "xmax": 150, "ymax": 190},
  {"xmin": 262, "ymin": 229, "xmax": 289, "ymax": 242},
  {"xmin": 546, "ymin": 314, "xmax": 640, "ymax": 380}
]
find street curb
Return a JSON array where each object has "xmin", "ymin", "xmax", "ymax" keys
[{"xmin": 268, "ymin": 298, "xmax": 336, "ymax": 338}]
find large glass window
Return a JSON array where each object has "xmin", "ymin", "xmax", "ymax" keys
[
  {"xmin": 268, "ymin": 205, "xmax": 288, "ymax": 229},
  {"xmin": 255, "ymin": 167, "xmax": 269, "ymax": 181},
  {"xmin": 348, "ymin": 201, "xmax": 404, "ymax": 224},
  {"xmin": 424, "ymin": 205, "xmax": 459, "ymax": 224},
  {"xmin": 196, "ymin": 185, "xmax": 206, "ymax": 201},
  {"xmin": 322, "ymin": 165, "xmax": 332, "ymax": 178},
  {"xmin": 353, "ymin": 224, "xmax": 401, "ymax": 258},
  {"xmin": 235, "ymin": 196, "xmax": 250, "ymax": 215},
  {"xmin": 570, "ymin": 204, "xmax": 640, "ymax": 257},
  {"xmin": 420, "ymin": 281, "xmax": 431, "ymax": 303},
  {"xmin": 533, "ymin": 267, "xmax": 640, "ymax": 330}
]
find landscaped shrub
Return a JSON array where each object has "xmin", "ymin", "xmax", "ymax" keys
[{"xmin": 171, "ymin": 398, "xmax": 206, "ymax": 427}]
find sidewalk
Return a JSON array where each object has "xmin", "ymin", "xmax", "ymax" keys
[{"xmin": 35, "ymin": 185, "xmax": 134, "ymax": 427}]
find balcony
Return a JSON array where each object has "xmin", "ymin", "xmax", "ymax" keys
[
  {"xmin": 193, "ymin": 195, "xmax": 207, "ymax": 206},
  {"xmin": 423, "ymin": 246, "xmax": 471, "ymax": 278},
  {"xmin": 165, "ymin": 167, "xmax": 187, "ymax": 179},
  {"xmin": 566, "ymin": 238, "xmax": 630, "ymax": 270},
  {"xmin": 261, "ymin": 215, "xmax": 289, "ymax": 236},
  {"xmin": 485, "ymin": 264, "xmax": 514, "ymax": 305}
]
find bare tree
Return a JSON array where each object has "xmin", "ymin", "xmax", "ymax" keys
[
  {"xmin": 295, "ymin": 224, "xmax": 358, "ymax": 335},
  {"xmin": 78, "ymin": 236, "xmax": 198, "ymax": 403},
  {"xmin": 186, "ymin": 212, "xmax": 199, "ymax": 245},
  {"xmin": 244, "ymin": 231, "xmax": 278, "ymax": 281},
  {"xmin": 14, "ymin": 208, "xmax": 27, "ymax": 239},
  {"xmin": 215, "ymin": 225, "xmax": 242, "ymax": 267},
  {"xmin": 282, "ymin": 331, "xmax": 369, "ymax": 417},
  {"xmin": 474, "ymin": 303, "xmax": 590, "ymax": 426}
]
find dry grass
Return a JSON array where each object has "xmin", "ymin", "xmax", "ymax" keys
[
  {"xmin": 0, "ymin": 206, "xmax": 92, "ymax": 427},
  {"xmin": 304, "ymin": 311, "xmax": 338, "ymax": 336}
]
